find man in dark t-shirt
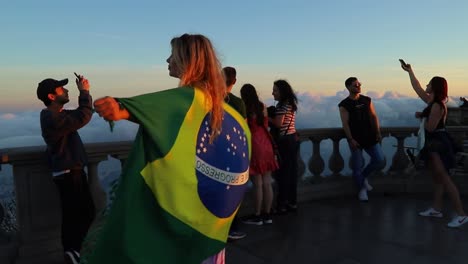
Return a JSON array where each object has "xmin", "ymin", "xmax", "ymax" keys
[{"xmin": 339, "ymin": 77, "xmax": 385, "ymax": 202}]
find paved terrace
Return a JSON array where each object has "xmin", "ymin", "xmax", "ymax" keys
[{"xmin": 228, "ymin": 194, "xmax": 468, "ymax": 264}]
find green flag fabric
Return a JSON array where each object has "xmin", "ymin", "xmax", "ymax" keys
[{"xmin": 81, "ymin": 86, "xmax": 251, "ymax": 263}]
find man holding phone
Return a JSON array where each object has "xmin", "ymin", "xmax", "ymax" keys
[{"xmin": 37, "ymin": 73, "xmax": 95, "ymax": 264}]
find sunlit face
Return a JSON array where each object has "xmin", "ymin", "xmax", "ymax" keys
[
  {"xmin": 52, "ymin": 86, "xmax": 69, "ymax": 105},
  {"xmin": 272, "ymin": 85, "xmax": 281, "ymax": 101},
  {"xmin": 425, "ymin": 82, "xmax": 433, "ymax": 94},
  {"xmin": 426, "ymin": 82, "xmax": 434, "ymax": 101},
  {"xmin": 166, "ymin": 51, "xmax": 182, "ymax": 78},
  {"xmin": 349, "ymin": 80, "xmax": 361, "ymax": 94}
]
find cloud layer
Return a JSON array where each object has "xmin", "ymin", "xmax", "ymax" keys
[
  {"xmin": 0, "ymin": 90, "xmax": 464, "ymax": 185},
  {"xmin": 1, "ymin": 91, "xmax": 463, "ymax": 148}
]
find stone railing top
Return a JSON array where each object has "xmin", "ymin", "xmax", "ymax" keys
[
  {"xmin": 1, "ymin": 126, "xmax": 467, "ymax": 165},
  {"xmin": 0, "ymin": 141, "xmax": 134, "ymax": 166},
  {"xmin": 297, "ymin": 126, "xmax": 468, "ymax": 140},
  {"xmin": 297, "ymin": 126, "xmax": 420, "ymax": 141}
]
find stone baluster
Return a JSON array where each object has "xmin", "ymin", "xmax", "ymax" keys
[
  {"xmin": 308, "ymin": 137, "xmax": 325, "ymax": 178},
  {"xmin": 107, "ymin": 153, "xmax": 130, "ymax": 204},
  {"xmin": 381, "ymin": 141, "xmax": 388, "ymax": 169},
  {"xmin": 109, "ymin": 142, "xmax": 131, "ymax": 169},
  {"xmin": 447, "ymin": 126, "xmax": 468, "ymax": 151},
  {"xmin": 296, "ymin": 141, "xmax": 306, "ymax": 179},
  {"xmin": 8, "ymin": 149, "xmax": 63, "ymax": 264},
  {"xmin": 329, "ymin": 137, "xmax": 344, "ymax": 177},
  {"xmin": 85, "ymin": 142, "xmax": 132, "ymax": 214},
  {"xmin": 389, "ymin": 133, "xmax": 411, "ymax": 172},
  {"xmin": 110, "ymin": 151, "xmax": 129, "ymax": 172},
  {"xmin": 87, "ymin": 161, "xmax": 107, "ymax": 214},
  {"xmin": 114, "ymin": 157, "xmax": 127, "ymax": 168}
]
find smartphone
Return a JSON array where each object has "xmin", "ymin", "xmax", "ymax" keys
[{"xmin": 399, "ymin": 59, "xmax": 408, "ymax": 67}]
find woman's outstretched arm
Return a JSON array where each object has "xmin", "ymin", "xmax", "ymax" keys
[{"xmin": 401, "ymin": 62, "xmax": 431, "ymax": 103}]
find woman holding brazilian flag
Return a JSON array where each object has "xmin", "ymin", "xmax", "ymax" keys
[{"xmin": 84, "ymin": 33, "xmax": 251, "ymax": 264}]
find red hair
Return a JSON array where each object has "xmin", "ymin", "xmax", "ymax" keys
[
  {"xmin": 430, "ymin": 76, "xmax": 448, "ymax": 103},
  {"xmin": 170, "ymin": 34, "xmax": 226, "ymax": 142}
]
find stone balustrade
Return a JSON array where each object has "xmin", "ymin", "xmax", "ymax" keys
[
  {"xmin": 1, "ymin": 126, "xmax": 468, "ymax": 264},
  {"xmin": 447, "ymin": 106, "xmax": 468, "ymax": 126},
  {"xmin": 0, "ymin": 142, "xmax": 132, "ymax": 264}
]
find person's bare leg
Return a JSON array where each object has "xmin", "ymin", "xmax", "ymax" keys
[
  {"xmin": 252, "ymin": 174, "xmax": 263, "ymax": 215},
  {"xmin": 429, "ymin": 153, "xmax": 466, "ymax": 216},
  {"xmin": 428, "ymin": 159, "xmax": 444, "ymax": 211}
]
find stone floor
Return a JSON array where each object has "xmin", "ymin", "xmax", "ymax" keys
[
  {"xmin": 2, "ymin": 194, "xmax": 467, "ymax": 264},
  {"xmin": 226, "ymin": 194, "xmax": 468, "ymax": 264}
]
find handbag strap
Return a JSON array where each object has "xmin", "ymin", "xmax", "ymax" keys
[
  {"xmin": 275, "ymin": 103, "xmax": 294, "ymax": 136},
  {"xmin": 283, "ymin": 110, "xmax": 294, "ymax": 136}
]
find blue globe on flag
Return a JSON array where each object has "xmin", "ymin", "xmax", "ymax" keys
[{"xmin": 195, "ymin": 112, "xmax": 249, "ymax": 218}]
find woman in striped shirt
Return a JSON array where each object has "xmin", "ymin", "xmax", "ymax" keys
[{"xmin": 270, "ymin": 79, "xmax": 299, "ymax": 214}]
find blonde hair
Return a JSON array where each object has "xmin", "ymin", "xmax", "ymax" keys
[{"xmin": 170, "ymin": 34, "xmax": 226, "ymax": 141}]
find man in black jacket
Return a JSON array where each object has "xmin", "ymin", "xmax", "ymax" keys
[{"xmin": 37, "ymin": 74, "xmax": 95, "ymax": 264}]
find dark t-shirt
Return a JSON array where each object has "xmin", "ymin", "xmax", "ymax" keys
[
  {"xmin": 225, "ymin": 93, "xmax": 247, "ymax": 119},
  {"xmin": 338, "ymin": 95, "xmax": 377, "ymax": 148}
]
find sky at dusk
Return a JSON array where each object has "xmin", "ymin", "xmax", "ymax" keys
[{"xmin": 0, "ymin": 1, "xmax": 467, "ymax": 150}]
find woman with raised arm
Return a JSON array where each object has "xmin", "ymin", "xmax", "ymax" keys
[{"xmin": 401, "ymin": 61, "xmax": 467, "ymax": 228}]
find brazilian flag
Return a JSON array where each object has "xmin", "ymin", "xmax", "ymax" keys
[{"xmin": 82, "ymin": 87, "xmax": 251, "ymax": 263}]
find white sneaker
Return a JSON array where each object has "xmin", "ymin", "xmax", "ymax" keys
[
  {"xmin": 364, "ymin": 178, "xmax": 373, "ymax": 191},
  {"xmin": 447, "ymin": 215, "xmax": 468, "ymax": 228},
  {"xmin": 418, "ymin": 208, "xmax": 443, "ymax": 218},
  {"xmin": 64, "ymin": 251, "xmax": 79, "ymax": 264},
  {"xmin": 358, "ymin": 187, "xmax": 368, "ymax": 202}
]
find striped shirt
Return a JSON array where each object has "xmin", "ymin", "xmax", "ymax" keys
[{"xmin": 275, "ymin": 103, "xmax": 296, "ymax": 136}]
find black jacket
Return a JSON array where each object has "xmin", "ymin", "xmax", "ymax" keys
[{"xmin": 40, "ymin": 91, "xmax": 92, "ymax": 172}]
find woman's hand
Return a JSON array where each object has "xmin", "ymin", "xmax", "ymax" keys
[
  {"xmin": 400, "ymin": 60, "xmax": 430, "ymax": 103},
  {"xmin": 94, "ymin": 96, "xmax": 130, "ymax": 121},
  {"xmin": 400, "ymin": 62, "xmax": 412, "ymax": 72}
]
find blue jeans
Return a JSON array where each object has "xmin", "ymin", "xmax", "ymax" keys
[{"xmin": 350, "ymin": 143, "xmax": 385, "ymax": 190}]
